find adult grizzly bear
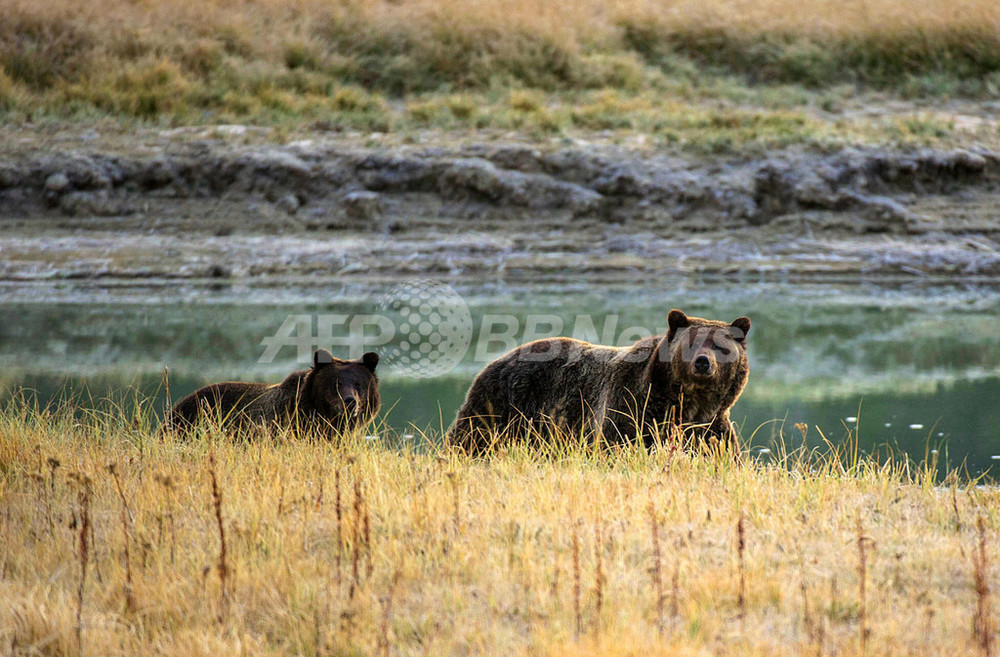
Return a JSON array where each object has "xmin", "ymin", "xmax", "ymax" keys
[
  {"xmin": 168, "ymin": 349, "xmax": 380, "ymax": 437},
  {"xmin": 446, "ymin": 310, "xmax": 749, "ymax": 453}
]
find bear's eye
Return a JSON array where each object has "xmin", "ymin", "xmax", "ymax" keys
[{"xmin": 713, "ymin": 343, "xmax": 731, "ymax": 356}]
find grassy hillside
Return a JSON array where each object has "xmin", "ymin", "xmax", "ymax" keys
[
  {"xmin": 1, "ymin": 397, "xmax": 997, "ymax": 656},
  {"xmin": 2, "ymin": 0, "xmax": 999, "ymax": 136}
]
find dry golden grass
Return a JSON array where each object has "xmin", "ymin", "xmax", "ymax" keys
[
  {"xmin": 1, "ymin": 396, "xmax": 998, "ymax": 656},
  {"xmin": 2, "ymin": 0, "xmax": 1000, "ymax": 128}
]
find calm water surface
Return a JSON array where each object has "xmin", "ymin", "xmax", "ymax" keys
[{"xmin": 2, "ymin": 279, "xmax": 999, "ymax": 476}]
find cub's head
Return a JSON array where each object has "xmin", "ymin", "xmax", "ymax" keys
[
  {"xmin": 665, "ymin": 309, "xmax": 750, "ymax": 392},
  {"xmin": 307, "ymin": 349, "xmax": 380, "ymax": 429}
]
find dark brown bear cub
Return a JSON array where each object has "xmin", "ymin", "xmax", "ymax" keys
[
  {"xmin": 169, "ymin": 349, "xmax": 380, "ymax": 437},
  {"xmin": 447, "ymin": 309, "xmax": 749, "ymax": 454}
]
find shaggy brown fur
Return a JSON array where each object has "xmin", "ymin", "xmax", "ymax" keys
[
  {"xmin": 168, "ymin": 349, "xmax": 380, "ymax": 437},
  {"xmin": 446, "ymin": 309, "xmax": 750, "ymax": 454}
]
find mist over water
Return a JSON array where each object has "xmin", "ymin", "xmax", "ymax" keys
[{"xmin": 2, "ymin": 279, "xmax": 999, "ymax": 476}]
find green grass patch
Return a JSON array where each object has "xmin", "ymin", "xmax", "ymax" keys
[{"xmin": 2, "ymin": 0, "xmax": 1000, "ymax": 147}]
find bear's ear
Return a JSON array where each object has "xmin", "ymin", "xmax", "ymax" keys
[
  {"xmin": 313, "ymin": 349, "xmax": 335, "ymax": 369},
  {"xmin": 667, "ymin": 309, "xmax": 690, "ymax": 341},
  {"xmin": 730, "ymin": 317, "xmax": 751, "ymax": 343},
  {"xmin": 361, "ymin": 352, "xmax": 379, "ymax": 373}
]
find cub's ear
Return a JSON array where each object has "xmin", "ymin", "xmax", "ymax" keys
[
  {"xmin": 667, "ymin": 309, "xmax": 690, "ymax": 341},
  {"xmin": 361, "ymin": 352, "xmax": 379, "ymax": 373},
  {"xmin": 313, "ymin": 349, "xmax": 335, "ymax": 369},
  {"xmin": 730, "ymin": 317, "xmax": 751, "ymax": 343}
]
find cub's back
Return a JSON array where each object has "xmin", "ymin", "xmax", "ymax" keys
[{"xmin": 169, "ymin": 381, "xmax": 277, "ymax": 433}]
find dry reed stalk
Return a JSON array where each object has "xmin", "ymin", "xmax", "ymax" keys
[
  {"xmin": 349, "ymin": 477, "xmax": 362, "ymax": 601},
  {"xmin": 670, "ymin": 560, "xmax": 680, "ymax": 622},
  {"xmin": 363, "ymin": 490, "xmax": 373, "ymax": 580},
  {"xmin": 799, "ymin": 555, "xmax": 824, "ymax": 656},
  {"xmin": 163, "ymin": 366, "xmax": 171, "ymax": 410},
  {"xmin": 593, "ymin": 521, "xmax": 605, "ymax": 639},
  {"xmin": 45, "ymin": 457, "xmax": 60, "ymax": 537},
  {"xmin": 71, "ymin": 473, "xmax": 92, "ymax": 657},
  {"xmin": 648, "ymin": 501, "xmax": 664, "ymax": 635},
  {"xmin": 506, "ymin": 520, "xmax": 518, "ymax": 573},
  {"xmin": 0, "ymin": 511, "xmax": 7, "ymax": 581},
  {"xmin": 800, "ymin": 577, "xmax": 812, "ymax": 642},
  {"xmin": 923, "ymin": 605, "xmax": 934, "ymax": 654},
  {"xmin": 107, "ymin": 463, "xmax": 136, "ymax": 613},
  {"xmin": 335, "ymin": 468, "xmax": 343, "ymax": 585},
  {"xmin": 856, "ymin": 512, "xmax": 870, "ymax": 654},
  {"xmin": 378, "ymin": 566, "xmax": 404, "ymax": 657},
  {"xmin": 798, "ymin": 551, "xmax": 814, "ymax": 645},
  {"xmin": 208, "ymin": 451, "xmax": 229, "ymax": 621},
  {"xmin": 447, "ymin": 471, "xmax": 460, "ymax": 535},
  {"xmin": 46, "ymin": 457, "xmax": 59, "ymax": 492},
  {"xmin": 550, "ymin": 560, "xmax": 561, "ymax": 605},
  {"xmin": 154, "ymin": 473, "xmax": 177, "ymax": 564},
  {"xmin": 737, "ymin": 511, "xmax": 746, "ymax": 627},
  {"xmin": 314, "ymin": 465, "xmax": 325, "ymax": 510},
  {"xmin": 795, "ymin": 422, "xmax": 809, "ymax": 471},
  {"xmin": 973, "ymin": 514, "xmax": 992, "ymax": 657},
  {"xmin": 313, "ymin": 607, "xmax": 321, "ymax": 657},
  {"xmin": 522, "ymin": 553, "xmax": 533, "ymax": 615},
  {"xmin": 572, "ymin": 520, "xmax": 582, "ymax": 639},
  {"xmin": 954, "ymin": 486, "xmax": 963, "ymax": 533},
  {"xmin": 29, "ymin": 472, "xmax": 47, "ymax": 537}
]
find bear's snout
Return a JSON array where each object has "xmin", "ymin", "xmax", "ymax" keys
[
  {"xmin": 342, "ymin": 394, "xmax": 359, "ymax": 416},
  {"xmin": 694, "ymin": 354, "xmax": 712, "ymax": 375}
]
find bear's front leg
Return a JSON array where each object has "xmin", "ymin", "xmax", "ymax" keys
[{"xmin": 705, "ymin": 411, "xmax": 741, "ymax": 453}]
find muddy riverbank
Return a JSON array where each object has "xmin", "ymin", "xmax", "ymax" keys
[{"xmin": 1, "ymin": 127, "xmax": 999, "ymax": 282}]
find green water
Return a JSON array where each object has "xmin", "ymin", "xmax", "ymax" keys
[{"xmin": 2, "ymin": 279, "xmax": 999, "ymax": 476}]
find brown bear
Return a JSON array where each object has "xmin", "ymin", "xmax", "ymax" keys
[
  {"xmin": 446, "ymin": 309, "xmax": 750, "ymax": 453},
  {"xmin": 168, "ymin": 349, "xmax": 380, "ymax": 437}
]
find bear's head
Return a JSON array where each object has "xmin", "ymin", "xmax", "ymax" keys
[
  {"xmin": 664, "ymin": 309, "xmax": 750, "ymax": 396},
  {"xmin": 305, "ymin": 349, "xmax": 380, "ymax": 429}
]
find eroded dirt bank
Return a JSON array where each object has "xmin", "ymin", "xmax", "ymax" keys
[{"xmin": 2, "ymin": 128, "xmax": 999, "ymax": 282}]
